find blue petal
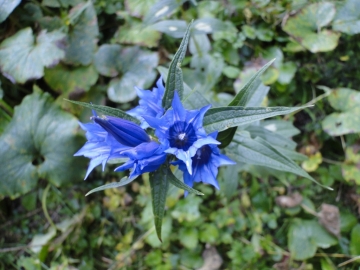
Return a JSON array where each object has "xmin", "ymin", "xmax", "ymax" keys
[
  {"xmin": 93, "ymin": 116, "xmax": 149, "ymax": 147},
  {"xmin": 171, "ymin": 91, "xmax": 186, "ymax": 122},
  {"xmin": 120, "ymin": 141, "xmax": 161, "ymax": 160}
]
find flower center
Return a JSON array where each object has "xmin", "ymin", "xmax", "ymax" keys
[
  {"xmin": 193, "ymin": 145, "xmax": 212, "ymax": 166},
  {"xmin": 169, "ymin": 121, "xmax": 197, "ymax": 151}
]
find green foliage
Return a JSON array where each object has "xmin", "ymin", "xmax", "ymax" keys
[
  {"xmin": 1, "ymin": 0, "xmax": 360, "ymax": 269},
  {"xmin": 0, "ymin": 28, "xmax": 65, "ymax": 84},
  {"xmin": 0, "ymin": 88, "xmax": 84, "ymax": 198}
]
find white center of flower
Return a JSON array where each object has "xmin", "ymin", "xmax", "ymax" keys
[{"xmin": 178, "ymin": 133, "xmax": 186, "ymax": 140}]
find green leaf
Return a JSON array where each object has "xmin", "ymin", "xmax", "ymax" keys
[
  {"xmin": 203, "ymin": 105, "xmax": 309, "ymax": 134},
  {"xmin": 125, "ymin": 0, "xmax": 157, "ymax": 18},
  {"xmin": 149, "ymin": 163, "xmax": 170, "ymax": 241},
  {"xmin": 44, "ymin": 63, "xmax": 98, "ymax": 94},
  {"xmin": 64, "ymin": 1, "xmax": 99, "ymax": 65},
  {"xmin": 42, "ymin": 0, "xmax": 82, "ymax": 8},
  {"xmin": 94, "ymin": 44, "xmax": 122, "ymax": 77},
  {"xmin": 64, "ymin": 100, "xmax": 140, "ymax": 124},
  {"xmin": 0, "ymin": 28, "xmax": 65, "ymax": 84},
  {"xmin": 245, "ymin": 125, "xmax": 297, "ymax": 149},
  {"xmin": 322, "ymin": 88, "xmax": 360, "ymax": 136},
  {"xmin": 144, "ymin": 0, "xmax": 186, "ymax": 25},
  {"xmin": 218, "ymin": 60, "xmax": 275, "ymax": 147},
  {"xmin": 229, "ymin": 59, "xmax": 275, "ymax": 107},
  {"xmin": 193, "ymin": 18, "xmax": 228, "ymax": 34},
  {"xmin": 113, "ymin": 20, "xmax": 161, "ymax": 48},
  {"xmin": 216, "ymin": 126, "xmax": 237, "ymax": 149},
  {"xmin": 162, "ymin": 21, "xmax": 193, "ymax": 110},
  {"xmin": 340, "ymin": 212, "xmax": 358, "ymax": 233},
  {"xmin": 151, "ymin": 20, "xmax": 187, "ymax": 38},
  {"xmin": 261, "ymin": 120, "xmax": 300, "ymax": 138},
  {"xmin": 0, "ymin": 0, "xmax": 21, "ymax": 23},
  {"xmin": 179, "ymin": 227, "xmax": 198, "ymax": 249},
  {"xmin": 350, "ymin": 224, "xmax": 360, "ymax": 255},
  {"xmin": 0, "ymin": 88, "xmax": 85, "ymax": 198},
  {"xmin": 228, "ymin": 132, "xmax": 330, "ymax": 188},
  {"xmin": 288, "ymin": 219, "xmax": 338, "ymax": 260},
  {"xmin": 332, "ymin": 0, "xmax": 360, "ymax": 35},
  {"xmin": 182, "ymin": 89, "xmax": 210, "ymax": 110},
  {"xmin": 167, "ymin": 168, "xmax": 204, "ymax": 195},
  {"xmin": 106, "ymin": 47, "xmax": 159, "ymax": 103},
  {"xmin": 29, "ymin": 227, "xmax": 56, "ymax": 253},
  {"xmin": 85, "ymin": 176, "xmax": 137, "ymax": 196},
  {"xmin": 278, "ymin": 62, "xmax": 297, "ymax": 85},
  {"xmin": 282, "ymin": 2, "xmax": 340, "ymax": 53}
]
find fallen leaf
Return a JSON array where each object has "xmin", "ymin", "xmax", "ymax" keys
[
  {"xmin": 276, "ymin": 192, "xmax": 303, "ymax": 208},
  {"xmin": 198, "ymin": 245, "xmax": 223, "ymax": 270},
  {"xmin": 318, "ymin": 203, "xmax": 340, "ymax": 238}
]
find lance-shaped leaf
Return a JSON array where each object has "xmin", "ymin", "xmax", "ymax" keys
[
  {"xmin": 229, "ymin": 59, "xmax": 275, "ymax": 107},
  {"xmin": 217, "ymin": 60, "xmax": 274, "ymax": 147},
  {"xmin": 203, "ymin": 105, "xmax": 309, "ymax": 134},
  {"xmin": 228, "ymin": 132, "xmax": 331, "ymax": 189},
  {"xmin": 0, "ymin": 28, "xmax": 65, "ymax": 84},
  {"xmin": 0, "ymin": 88, "xmax": 85, "ymax": 198},
  {"xmin": 162, "ymin": 21, "xmax": 193, "ymax": 109},
  {"xmin": 64, "ymin": 100, "xmax": 140, "ymax": 124},
  {"xmin": 167, "ymin": 168, "xmax": 204, "ymax": 195},
  {"xmin": 149, "ymin": 163, "xmax": 170, "ymax": 241},
  {"xmin": 86, "ymin": 176, "xmax": 137, "ymax": 196}
]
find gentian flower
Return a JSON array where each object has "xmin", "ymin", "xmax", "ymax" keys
[
  {"xmin": 175, "ymin": 132, "xmax": 235, "ymax": 196},
  {"xmin": 115, "ymin": 141, "xmax": 167, "ymax": 178},
  {"xmin": 128, "ymin": 77, "xmax": 165, "ymax": 128},
  {"xmin": 74, "ymin": 114, "xmax": 130, "ymax": 179},
  {"xmin": 144, "ymin": 91, "xmax": 219, "ymax": 174},
  {"xmin": 93, "ymin": 116, "xmax": 150, "ymax": 147}
]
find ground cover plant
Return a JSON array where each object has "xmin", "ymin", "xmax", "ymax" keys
[{"xmin": 0, "ymin": 0, "xmax": 360, "ymax": 269}]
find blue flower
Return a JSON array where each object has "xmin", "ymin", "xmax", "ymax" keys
[
  {"xmin": 115, "ymin": 141, "xmax": 167, "ymax": 178},
  {"xmin": 175, "ymin": 132, "xmax": 235, "ymax": 196},
  {"xmin": 128, "ymin": 77, "xmax": 165, "ymax": 128},
  {"xmin": 93, "ymin": 116, "xmax": 150, "ymax": 147},
  {"xmin": 74, "ymin": 118, "xmax": 129, "ymax": 179},
  {"xmin": 144, "ymin": 91, "xmax": 219, "ymax": 174}
]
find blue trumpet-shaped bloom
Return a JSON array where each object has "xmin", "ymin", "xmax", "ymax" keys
[
  {"xmin": 175, "ymin": 132, "xmax": 236, "ymax": 196},
  {"xmin": 93, "ymin": 116, "xmax": 150, "ymax": 147},
  {"xmin": 144, "ymin": 92, "xmax": 219, "ymax": 174},
  {"xmin": 74, "ymin": 120, "xmax": 129, "ymax": 179},
  {"xmin": 115, "ymin": 141, "xmax": 167, "ymax": 178},
  {"xmin": 128, "ymin": 77, "xmax": 165, "ymax": 128}
]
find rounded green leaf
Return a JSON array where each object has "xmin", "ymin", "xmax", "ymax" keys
[
  {"xmin": 107, "ymin": 47, "xmax": 158, "ymax": 103},
  {"xmin": 179, "ymin": 227, "xmax": 198, "ymax": 249},
  {"xmin": 0, "ymin": 28, "xmax": 65, "ymax": 84},
  {"xmin": 44, "ymin": 63, "xmax": 98, "ymax": 94},
  {"xmin": 64, "ymin": 1, "xmax": 99, "ymax": 65},
  {"xmin": 0, "ymin": 88, "xmax": 85, "ymax": 198},
  {"xmin": 288, "ymin": 219, "xmax": 338, "ymax": 260},
  {"xmin": 0, "ymin": 0, "xmax": 21, "ymax": 23},
  {"xmin": 282, "ymin": 2, "xmax": 339, "ymax": 53},
  {"xmin": 125, "ymin": 0, "xmax": 157, "ymax": 18},
  {"xmin": 94, "ymin": 44, "xmax": 122, "ymax": 77},
  {"xmin": 113, "ymin": 21, "xmax": 161, "ymax": 48},
  {"xmin": 350, "ymin": 224, "xmax": 360, "ymax": 255},
  {"xmin": 151, "ymin": 20, "xmax": 187, "ymax": 38},
  {"xmin": 333, "ymin": 0, "xmax": 360, "ymax": 35}
]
